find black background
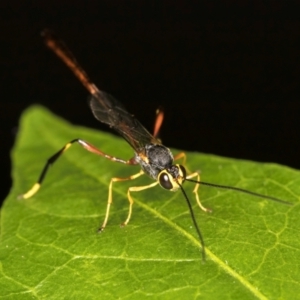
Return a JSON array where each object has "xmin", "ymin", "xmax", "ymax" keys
[{"xmin": 1, "ymin": 1, "xmax": 300, "ymax": 204}]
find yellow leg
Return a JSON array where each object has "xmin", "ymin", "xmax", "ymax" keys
[
  {"xmin": 174, "ymin": 152, "xmax": 192, "ymax": 174},
  {"xmin": 186, "ymin": 172, "xmax": 212, "ymax": 213},
  {"xmin": 19, "ymin": 138, "xmax": 134, "ymax": 200},
  {"xmin": 19, "ymin": 183, "xmax": 41, "ymax": 199},
  {"xmin": 99, "ymin": 170, "xmax": 145, "ymax": 231},
  {"xmin": 122, "ymin": 181, "xmax": 159, "ymax": 227},
  {"xmin": 18, "ymin": 142, "xmax": 72, "ymax": 199},
  {"xmin": 173, "ymin": 152, "xmax": 187, "ymax": 165}
]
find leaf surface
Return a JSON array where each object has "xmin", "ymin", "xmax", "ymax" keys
[{"xmin": 1, "ymin": 106, "xmax": 299, "ymax": 299}]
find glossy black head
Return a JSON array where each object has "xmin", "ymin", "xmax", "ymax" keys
[{"xmin": 158, "ymin": 164, "xmax": 186, "ymax": 191}]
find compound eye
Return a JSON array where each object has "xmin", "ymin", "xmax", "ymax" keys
[{"xmin": 158, "ymin": 172, "xmax": 173, "ymax": 190}]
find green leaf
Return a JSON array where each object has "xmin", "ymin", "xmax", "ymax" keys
[{"xmin": 1, "ymin": 105, "xmax": 299, "ymax": 299}]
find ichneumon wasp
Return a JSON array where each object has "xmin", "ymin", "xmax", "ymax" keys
[{"xmin": 19, "ymin": 30, "xmax": 292, "ymax": 261}]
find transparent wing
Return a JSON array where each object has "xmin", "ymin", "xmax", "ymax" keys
[
  {"xmin": 42, "ymin": 30, "xmax": 160, "ymax": 153},
  {"xmin": 89, "ymin": 91, "xmax": 161, "ymax": 153}
]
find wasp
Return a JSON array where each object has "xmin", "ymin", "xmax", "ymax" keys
[{"xmin": 20, "ymin": 30, "xmax": 291, "ymax": 260}]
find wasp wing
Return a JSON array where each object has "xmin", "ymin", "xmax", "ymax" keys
[
  {"xmin": 89, "ymin": 91, "xmax": 161, "ymax": 153},
  {"xmin": 42, "ymin": 30, "xmax": 159, "ymax": 152}
]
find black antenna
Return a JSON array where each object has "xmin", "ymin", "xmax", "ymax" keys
[
  {"xmin": 178, "ymin": 183, "xmax": 206, "ymax": 262},
  {"xmin": 186, "ymin": 179, "xmax": 292, "ymax": 206}
]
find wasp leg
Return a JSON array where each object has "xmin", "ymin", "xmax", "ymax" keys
[
  {"xmin": 174, "ymin": 152, "xmax": 194, "ymax": 174},
  {"xmin": 153, "ymin": 107, "xmax": 164, "ymax": 139},
  {"xmin": 121, "ymin": 181, "xmax": 160, "ymax": 227},
  {"xmin": 174, "ymin": 152, "xmax": 187, "ymax": 165},
  {"xmin": 19, "ymin": 138, "xmax": 137, "ymax": 199},
  {"xmin": 98, "ymin": 170, "xmax": 145, "ymax": 231},
  {"xmin": 186, "ymin": 172, "xmax": 212, "ymax": 213}
]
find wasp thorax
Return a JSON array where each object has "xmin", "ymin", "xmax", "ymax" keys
[{"xmin": 145, "ymin": 144, "xmax": 173, "ymax": 167}]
